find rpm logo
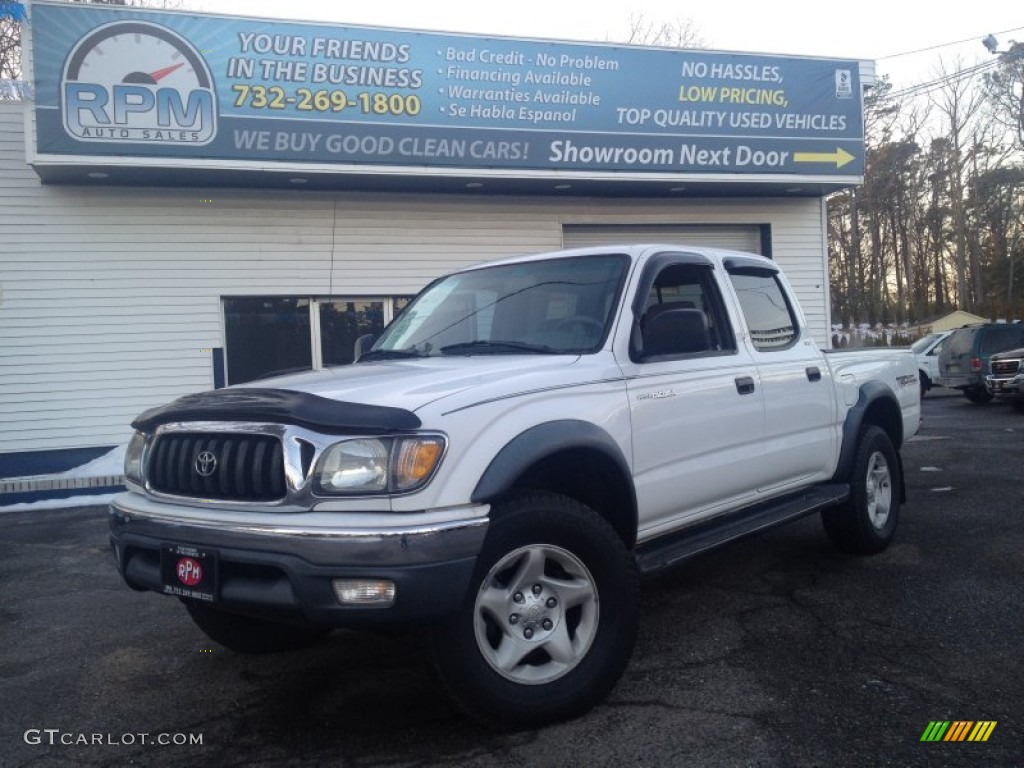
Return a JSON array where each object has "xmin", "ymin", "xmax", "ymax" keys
[
  {"xmin": 176, "ymin": 557, "xmax": 204, "ymax": 586},
  {"xmin": 61, "ymin": 21, "xmax": 217, "ymax": 145}
]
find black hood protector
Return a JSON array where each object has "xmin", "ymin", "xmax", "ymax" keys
[{"xmin": 131, "ymin": 388, "xmax": 421, "ymax": 434}]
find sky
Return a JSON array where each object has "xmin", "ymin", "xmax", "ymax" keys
[{"xmin": 197, "ymin": 0, "xmax": 1024, "ymax": 91}]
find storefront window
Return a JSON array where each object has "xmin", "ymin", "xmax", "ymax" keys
[
  {"xmin": 224, "ymin": 296, "xmax": 409, "ymax": 384},
  {"xmin": 224, "ymin": 297, "xmax": 312, "ymax": 385},
  {"xmin": 392, "ymin": 296, "xmax": 414, "ymax": 317},
  {"xmin": 320, "ymin": 300, "xmax": 385, "ymax": 367}
]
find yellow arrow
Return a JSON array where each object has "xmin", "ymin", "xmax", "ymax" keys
[{"xmin": 793, "ymin": 147, "xmax": 855, "ymax": 168}]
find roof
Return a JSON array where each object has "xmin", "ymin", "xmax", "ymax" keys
[{"xmin": 463, "ymin": 243, "xmax": 771, "ymax": 271}]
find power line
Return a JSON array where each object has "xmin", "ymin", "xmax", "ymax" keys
[
  {"xmin": 888, "ymin": 58, "xmax": 999, "ymax": 99},
  {"xmin": 887, "ymin": 59, "xmax": 999, "ymax": 100},
  {"xmin": 878, "ymin": 25, "xmax": 1024, "ymax": 60}
]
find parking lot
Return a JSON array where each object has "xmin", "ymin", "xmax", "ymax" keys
[{"xmin": 1, "ymin": 389, "xmax": 1021, "ymax": 767}]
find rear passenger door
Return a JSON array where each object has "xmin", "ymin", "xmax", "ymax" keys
[
  {"xmin": 724, "ymin": 259, "xmax": 837, "ymax": 491},
  {"xmin": 620, "ymin": 252, "xmax": 765, "ymax": 538}
]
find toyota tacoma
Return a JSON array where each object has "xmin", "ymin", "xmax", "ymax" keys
[{"xmin": 110, "ymin": 245, "xmax": 921, "ymax": 727}]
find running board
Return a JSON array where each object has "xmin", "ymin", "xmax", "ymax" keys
[{"xmin": 634, "ymin": 484, "xmax": 850, "ymax": 575}]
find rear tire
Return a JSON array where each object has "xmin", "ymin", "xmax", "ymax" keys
[
  {"xmin": 964, "ymin": 387, "xmax": 993, "ymax": 404},
  {"xmin": 428, "ymin": 492, "xmax": 638, "ymax": 729},
  {"xmin": 184, "ymin": 601, "xmax": 329, "ymax": 654},
  {"xmin": 823, "ymin": 425, "xmax": 900, "ymax": 555}
]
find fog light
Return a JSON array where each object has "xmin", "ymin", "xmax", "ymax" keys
[{"xmin": 332, "ymin": 579, "xmax": 396, "ymax": 607}]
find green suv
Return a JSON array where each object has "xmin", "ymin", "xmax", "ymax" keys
[{"xmin": 937, "ymin": 323, "xmax": 1024, "ymax": 403}]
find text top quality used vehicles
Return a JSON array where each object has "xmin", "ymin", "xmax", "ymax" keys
[{"xmin": 110, "ymin": 245, "xmax": 920, "ymax": 727}]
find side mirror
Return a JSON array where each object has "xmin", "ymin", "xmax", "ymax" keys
[{"xmin": 354, "ymin": 333, "xmax": 376, "ymax": 362}]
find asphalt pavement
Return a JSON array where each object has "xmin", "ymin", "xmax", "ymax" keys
[{"xmin": 1, "ymin": 389, "xmax": 1021, "ymax": 767}]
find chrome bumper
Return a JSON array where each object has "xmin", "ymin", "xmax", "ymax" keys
[{"xmin": 109, "ymin": 493, "xmax": 489, "ymax": 567}]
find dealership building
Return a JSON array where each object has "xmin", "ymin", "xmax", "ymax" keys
[{"xmin": 0, "ymin": 1, "xmax": 871, "ymax": 478}]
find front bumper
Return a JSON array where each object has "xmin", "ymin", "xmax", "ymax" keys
[
  {"xmin": 109, "ymin": 493, "xmax": 488, "ymax": 627},
  {"xmin": 986, "ymin": 373, "xmax": 1024, "ymax": 400}
]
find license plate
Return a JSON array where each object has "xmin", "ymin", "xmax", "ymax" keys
[{"xmin": 160, "ymin": 544, "xmax": 218, "ymax": 602}]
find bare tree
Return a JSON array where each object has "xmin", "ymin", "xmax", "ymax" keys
[
  {"xmin": 0, "ymin": 11, "xmax": 23, "ymax": 83},
  {"xmin": 1, "ymin": 0, "xmax": 184, "ymax": 97},
  {"xmin": 618, "ymin": 13, "xmax": 705, "ymax": 49},
  {"xmin": 927, "ymin": 57, "xmax": 989, "ymax": 310},
  {"xmin": 982, "ymin": 41, "xmax": 1024, "ymax": 150},
  {"xmin": 827, "ymin": 52, "xmax": 1024, "ymax": 329}
]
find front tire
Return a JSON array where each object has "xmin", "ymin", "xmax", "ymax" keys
[
  {"xmin": 822, "ymin": 425, "xmax": 900, "ymax": 555},
  {"xmin": 919, "ymin": 372, "xmax": 930, "ymax": 398},
  {"xmin": 428, "ymin": 492, "xmax": 638, "ymax": 728},
  {"xmin": 184, "ymin": 601, "xmax": 330, "ymax": 654},
  {"xmin": 964, "ymin": 387, "xmax": 993, "ymax": 404}
]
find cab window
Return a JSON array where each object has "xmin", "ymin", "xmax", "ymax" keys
[
  {"xmin": 635, "ymin": 263, "xmax": 735, "ymax": 360},
  {"xmin": 727, "ymin": 269, "xmax": 799, "ymax": 351}
]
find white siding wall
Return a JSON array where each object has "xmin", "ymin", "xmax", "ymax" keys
[{"xmin": 0, "ymin": 102, "xmax": 828, "ymax": 455}]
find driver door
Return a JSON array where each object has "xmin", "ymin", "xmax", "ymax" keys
[{"xmin": 620, "ymin": 253, "xmax": 766, "ymax": 539}]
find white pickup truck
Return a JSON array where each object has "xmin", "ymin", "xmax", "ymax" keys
[{"xmin": 110, "ymin": 245, "xmax": 920, "ymax": 727}]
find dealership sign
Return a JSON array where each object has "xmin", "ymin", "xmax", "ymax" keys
[
  {"xmin": 60, "ymin": 20, "xmax": 217, "ymax": 144},
  {"xmin": 30, "ymin": 2, "xmax": 865, "ymax": 179}
]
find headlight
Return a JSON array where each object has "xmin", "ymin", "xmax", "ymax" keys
[
  {"xmin": 124, "ymin": 431, "xmax": 147, "ymax": 486},
  {"xmin": 316, "ymin": 439, "xmax": 389, "ymax": 493},
  {"xmin": 314, "ymin": 436, "xmax": 446, "ymax": 495}
]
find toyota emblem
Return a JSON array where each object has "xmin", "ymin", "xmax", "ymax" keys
[{"xmin": 194, "ymin": 450, "xmax": 217, "ymax": 477}]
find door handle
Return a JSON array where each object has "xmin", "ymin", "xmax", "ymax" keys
[
  {"xmin": 806, "ymin": 366, "xmax": 822, "ymax": 382},
  {"xmin": 735, "ymin": 376, "xmax": 756, "ymax": 395}
]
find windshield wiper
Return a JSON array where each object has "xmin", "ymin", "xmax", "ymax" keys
[
  {"xmin": 440, "ymin": 340, "xmax": 562, "ymax": 356},
  {"xmin": 358, "ymin": 348, "xmax": 429, "ymax": 361}
]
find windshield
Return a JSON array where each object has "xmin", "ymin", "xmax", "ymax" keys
[
  {"xmin": 368, "ymin": 254, "xmax": 630, "ymax": 358},
  {"xmin": 911, "ymin": 333, "xmax": 943, "ymax": 354}
]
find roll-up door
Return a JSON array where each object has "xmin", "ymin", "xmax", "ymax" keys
[{"xmin": 562, "ymin": 224, "xmax": 764, "ymax": 254}]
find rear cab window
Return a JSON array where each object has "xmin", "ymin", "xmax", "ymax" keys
[{"xmin": 725, "ymin": 267, "xmax": 800, "ymax": 351}]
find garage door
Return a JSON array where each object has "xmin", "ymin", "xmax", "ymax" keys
[{"xmin": 562, "ymin": 224, "xmax": 764, "ymax": 254}]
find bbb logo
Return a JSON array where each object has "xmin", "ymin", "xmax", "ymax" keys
[{"xmin": 61, "ymin": 20, "xmax": 217, "ymax": 146}]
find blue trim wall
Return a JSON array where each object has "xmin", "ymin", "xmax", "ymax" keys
[
  {"xmin": 0, "ymin": 446, "xmax": 114, "ymax": 480},
  {"xmin": 0, "ymin": 484, "xmax": 124, "ymax": 506}
]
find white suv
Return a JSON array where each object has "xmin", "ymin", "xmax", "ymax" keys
[{"xmin": 911, "ymin": 331, "xmax": 951, "ymax": 396}]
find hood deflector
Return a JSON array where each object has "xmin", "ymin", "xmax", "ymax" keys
[{"xmin": 131, "ymin": 388, "xmax": 421, "ymax": 434}]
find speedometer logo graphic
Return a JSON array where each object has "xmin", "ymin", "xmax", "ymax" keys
[{"xmin": 62, "ymin": 20, "xmax": 217, "ymax": 145}]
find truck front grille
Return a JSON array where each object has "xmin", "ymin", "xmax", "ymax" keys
[
  {"xmin": 991, "ymin": 359, "xmax": 1021, "ymax": 377},
  {"xmin": 147, "ymin": 433, "xmax": 286, "ymax": 502}
]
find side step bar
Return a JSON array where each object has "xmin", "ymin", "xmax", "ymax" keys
[{"xmin": 634, "ymin": 484, "xmax": 850, "ymax": 575}]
